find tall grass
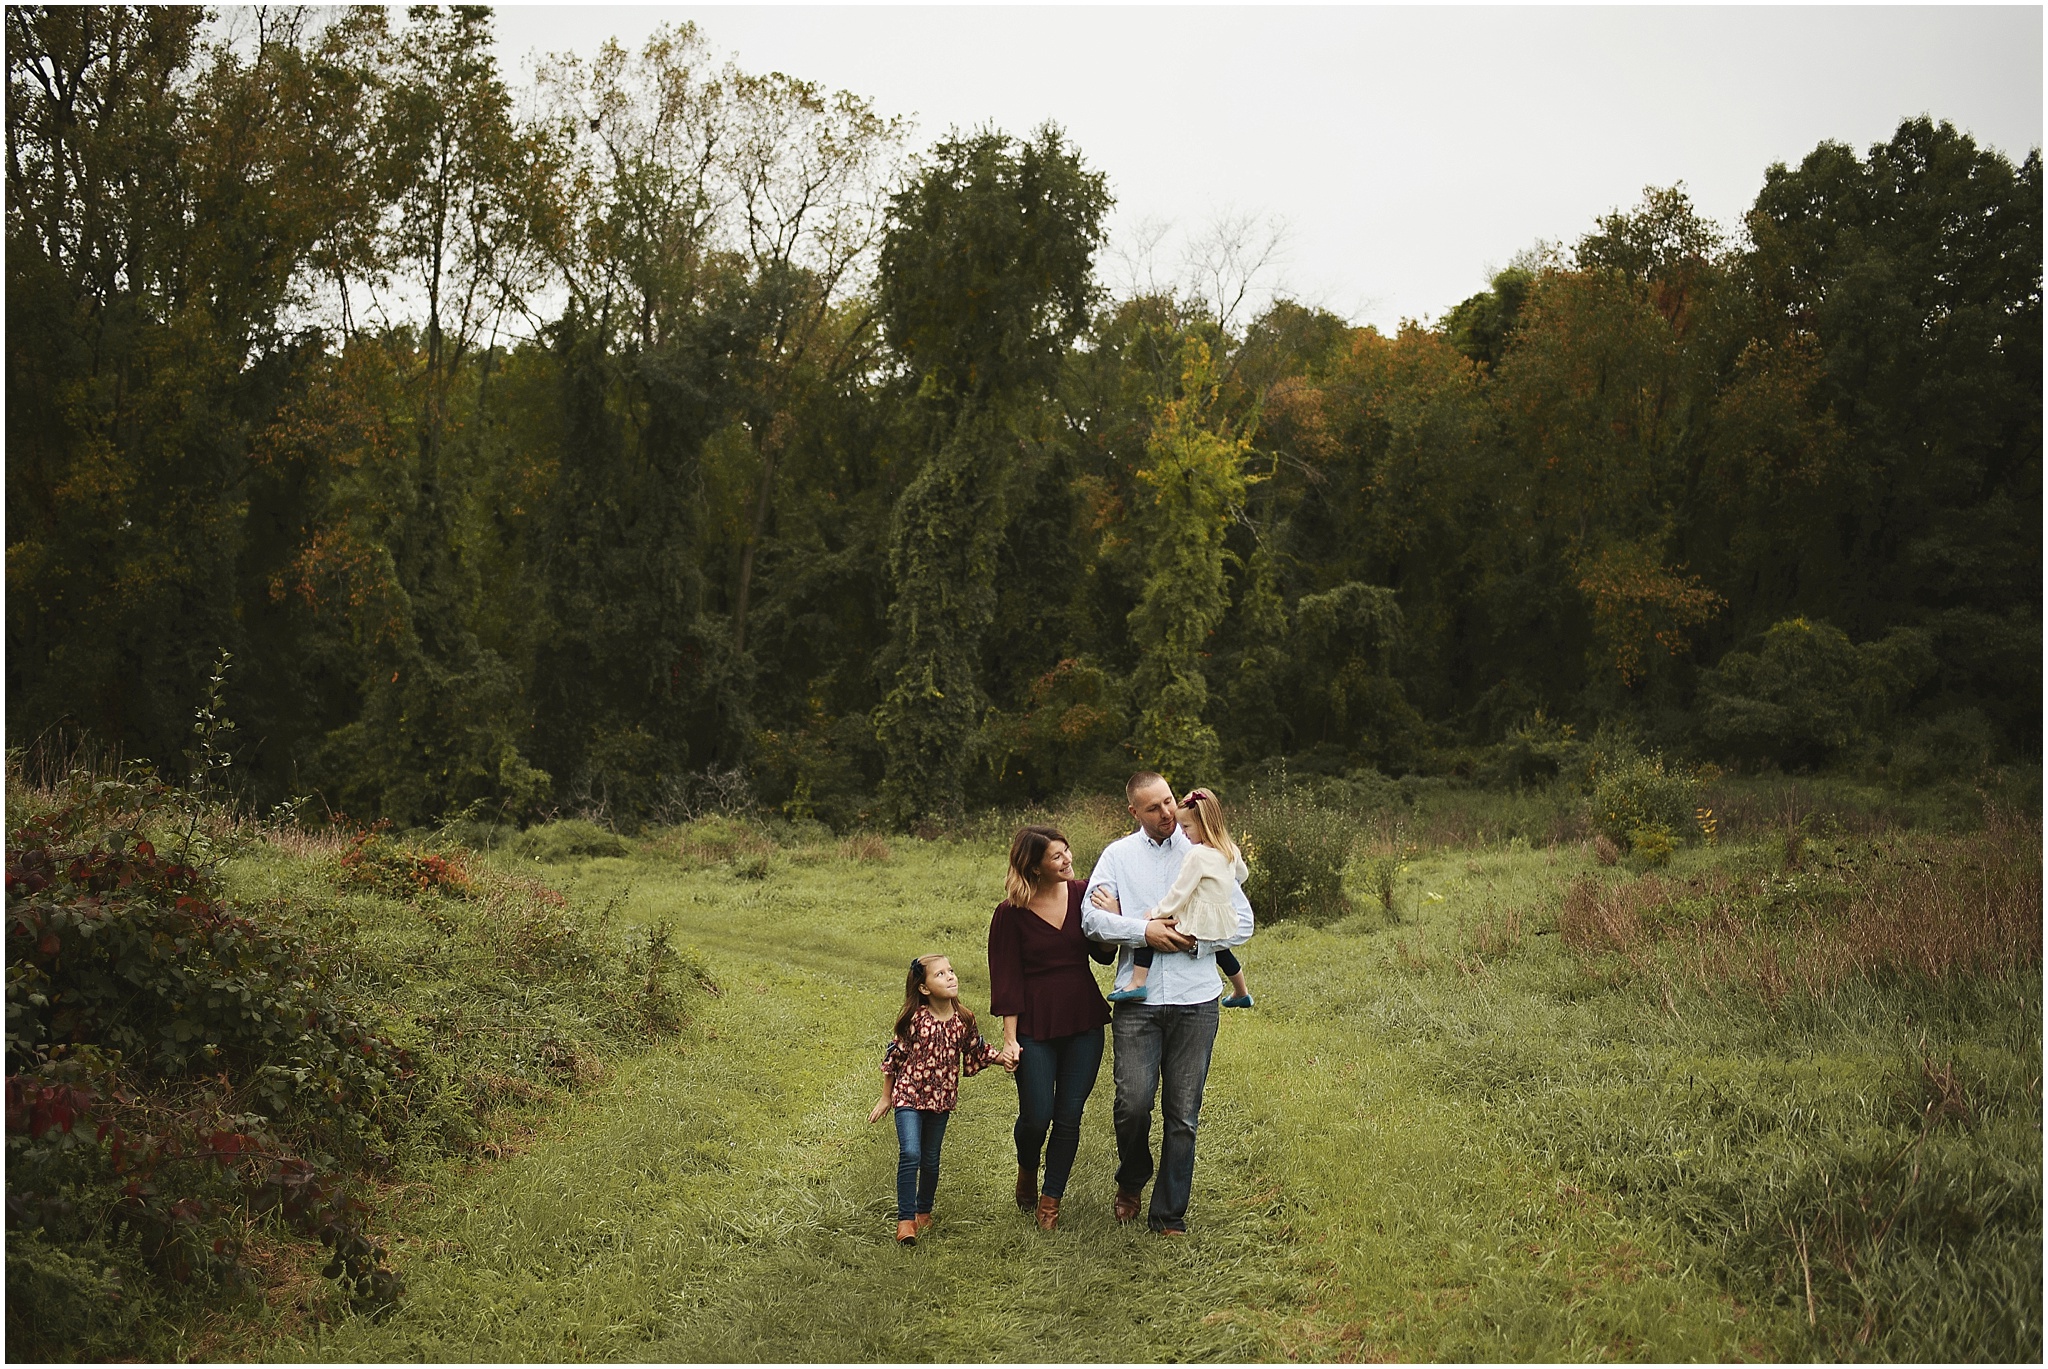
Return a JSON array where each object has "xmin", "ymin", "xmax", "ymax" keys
[
  {"xmin": 1560, "ymin": 810, "xmax": 2041, "ymax": 999},
  {"xmin": 72, "ymin": 792, "xmax": 2037, "ymax": 1362}
]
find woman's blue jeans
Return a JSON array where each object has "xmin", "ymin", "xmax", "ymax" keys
[
  {"xmin": 1013, "ymin": 1026, "xmax": 1105, "ymax": 1199},
  {"xmin": 893, "ymin": 1107, "xmax": 949, "ymax": 1220}
]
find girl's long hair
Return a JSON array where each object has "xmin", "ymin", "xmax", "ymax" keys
[
  {"xmin": 1004, "ymin": 825, "xmax": 1069, "ymax": 907},
  {"xmin": 894, "ymin": 954, "xmax": 977, "ymax": 1046},
  {"xmin": 1180, "ymin": 788, "xmax": 1241, "ymax": 865}
]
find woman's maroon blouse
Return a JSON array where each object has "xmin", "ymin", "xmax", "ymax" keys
[{"xmin": 987, "ymin": 879, "xmax": 1114, "ymax": 1041}]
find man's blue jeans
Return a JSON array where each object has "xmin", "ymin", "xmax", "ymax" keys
[
  {"xmin": 893, "ymin": 1107, "xmax": 949, "ymax": 1220},
  {"xmin": 1111, "ymin": 998, "xmax": 1220, "ymax": 1231},
  {"xmin": 1013, "ymin": 1027, "xmax": 1105, "ymax": 1200}
]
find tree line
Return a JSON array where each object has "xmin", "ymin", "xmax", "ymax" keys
[{"xmin": 7, "ymin": 6, "xmax": 2040, "ymax": 831}]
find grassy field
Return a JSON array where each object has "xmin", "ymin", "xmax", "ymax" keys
[{"xmin": 184, "ymin": 801, "xmax": 2038, "ymax": 1362}]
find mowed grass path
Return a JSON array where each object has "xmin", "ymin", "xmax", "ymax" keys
[{"xmin": 280, "ymin": 840, "xmax": 1816, "ymax": 1361}]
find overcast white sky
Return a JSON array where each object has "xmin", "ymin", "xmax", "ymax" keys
[{"xmin": 491, "ymin": 4, "xmax": 2043, "ymax": 331}]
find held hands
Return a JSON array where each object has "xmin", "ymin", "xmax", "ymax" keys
[{"xmin": 997, "ymin": 1042, "xmax": 1022, "ymax": 1072}]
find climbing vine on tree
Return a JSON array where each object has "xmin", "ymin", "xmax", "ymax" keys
[{"xmin": 1128, "ymin": 338, "xmax": 1255, "ymax": 780}]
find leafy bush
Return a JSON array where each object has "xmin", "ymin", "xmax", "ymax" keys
[
  {"xmin": 982, "ymin": 656, "xmax": 1130, "ymax": 800},
  {"xmin": 337, "ymin": 829, "xmax": 476, "ymax": 898},
  {"xmin": 7, "ymin": 768, "xmax": 405, "ymax": 1336},
  {"xmin": 514, "ymin": 818, "xmax": 630, "ymax": 863},
  {"xmin": 1232, "ymin": 759, "xmax": 1404, "ymax": 818},
  {"xmin": 1481, "ymin": 710, "xmax": 1584, "ymax": 786},
  {"xmin": 1590, "ymin": 750, "xmax": 1701, "ymax": 851},
  {"xmin": 6, "ymin": 758, "xmax": 711, "ymax": 1359},
  {"xmin": 1353, "ymin": 836, "xmax": 1412, "ymax": 923},
  {"xmin": 1238, "ymin": 786, "xmax": 1354, "ymax": 925},
  {"xmin": 1699, "ymin": 618, "xmax": 1936, "ymax": 767},
  {"xmin": 1627, "ymin": 825, "xmax": 1676, "ymax": 868},
  {"xmin": 750, "ymin": 713, "xmax": 876, "ymax": 830},
  {"xmin": 650, "ymin": 815, "xmax": 776, "ymax": 868}
]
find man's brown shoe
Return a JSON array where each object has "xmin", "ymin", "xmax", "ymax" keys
[
  {"xmin": 1016, "ymin": 1166, "xmax": 1038, "ymax": 1210},
  {"xmin": 1113, "ymin": 1188, "xmax": 1142, "ymax": 1223},
  {"xmin": 1036, "ymin": 1195, "xmax": 1060, "ymax": 1231},
  {"xmin": 913, "ymin": 1213, "xmax": 932, "ymax": 1236}
]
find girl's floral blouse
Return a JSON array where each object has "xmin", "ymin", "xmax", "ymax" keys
[{"xmin": 880, "ymin": 1006, "xmax": 1001, "ymax": 1111}]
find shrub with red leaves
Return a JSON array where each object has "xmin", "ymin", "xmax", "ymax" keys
[
  {"xmin": 335, "ymin": 830, "xmax": 475, "ymax": 900},
  {"xmin": 6, "ymin": 771, "xmax": 403, "ymax": 1348}
]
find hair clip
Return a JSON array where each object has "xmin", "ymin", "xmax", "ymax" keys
[{"xmin": 909, "ymin": 957, "xmax": 925, "ymax": 979}]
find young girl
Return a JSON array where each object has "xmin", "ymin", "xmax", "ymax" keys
[
  {"xmin": 867, "ymin": 954, "xmax": 1013, "ymax": 1245},
  {"xmin": 1102, "ymin": 788, "xmax": 1254, "ymax": 1007}
]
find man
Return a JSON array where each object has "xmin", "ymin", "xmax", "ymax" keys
[{"xmin": 1080, "ymin": 771, "xmax": 1254, "ymax": 1234}]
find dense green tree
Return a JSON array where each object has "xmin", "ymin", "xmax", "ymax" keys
[
  {"xmin": 5, "ymin": 6, "xmax": 381, "ymax": 792},
  {"xmin": 5, "ymin": 17, "xmax": 2037, "ymax": 830},
  {"xmin": 871, "ymin": 125, "xmax": 1109, "ymax": 822},
  {"xmin": 1443, "ymin": 265, "xmax": 1533, "ymax": 368},
  {"xmin": 1742, "ymin": 118, "xmax": 2042, "ymax": 750},
  {"xmin": 301, "ymin": 6, "xmax": 555, "ymax": 823}
]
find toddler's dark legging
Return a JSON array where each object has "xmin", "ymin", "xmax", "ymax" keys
[
  {"xmin": 893, "ymin": 1107, "xmax": 949, "ymax": 1220},
  {"xmin": 1131, "ymin": 945, "xmax": 1241, "ymax": 975}
]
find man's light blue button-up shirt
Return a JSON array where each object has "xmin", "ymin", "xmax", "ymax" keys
[{"xmin": 1080, "ymin": 826, "xmax": 1254, "ymax": 1006}]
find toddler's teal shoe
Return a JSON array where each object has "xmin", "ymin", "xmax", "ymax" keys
[
  {"xmin": 1221, "ymin": 994, "xmax": 1254, "ymax": 1008},
  {"xmin": 1107, "ymin": 984, "xmax": 1150, "ymax": 1003}
]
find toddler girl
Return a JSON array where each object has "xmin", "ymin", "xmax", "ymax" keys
[
  {"xmin": 1103, "ymin": 787, "xmax": 1254, "ymax": 1006},
  {"xmin": 867, "ymin": 953, "xmax": 1013, "ymax": 1244}
]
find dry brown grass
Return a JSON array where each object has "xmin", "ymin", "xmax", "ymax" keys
[
  {"xmin": 1699, "ymin": 780, "xmax": 1908, "ymax": 843},
  {"xmin": 1563, "ymin": 812, "xmax": 2041, "ymax": 1002},
  {"xmin": 1463, "ymin": 903, "xmax": 1526, "ymax": 958},
  {"xmin": 256, "ymin": 822, "xmax": 355, "ymax": 861},
  {"xmin": 1559, "ymin": 872, "xmax": 1675, "ymax": 956},
  {"xmin": 837, "ymin": 832, "xmax": 892, "ymax": 863}
]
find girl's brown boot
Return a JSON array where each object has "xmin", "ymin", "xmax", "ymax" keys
[
  {"xmin": 1035, "ymin": 1194, "xmax": 1060, "ymax": 1231},
  {"xmin": 895, "ymin": 1219, "xmax": 918, "ymax": 1245},
  {"xmin": 1015, "ymin": 1166, "xmax": 1038, "ymax": 1210}
]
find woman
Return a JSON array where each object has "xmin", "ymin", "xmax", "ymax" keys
[{"xmin": 987, "ymin": 825, "xmax": 1115, "ymax": 1231}]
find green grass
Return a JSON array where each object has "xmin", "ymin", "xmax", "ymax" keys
[{"xmin": 191, "ymin": 821, "xmax": 2036, "ymax": 1362}]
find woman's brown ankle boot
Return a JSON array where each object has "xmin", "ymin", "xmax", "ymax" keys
[
  {"xmin": 895, "ymin": 1219, "xmax": 918, "ymax": 1245},
  {"xmin": 1016, "ymin": 1166, "xmax": 1038, "ymax": 1210},
  {"xmin": 1036, "ymin": 1194, "xmax": 1059, "ymax": 1231}
]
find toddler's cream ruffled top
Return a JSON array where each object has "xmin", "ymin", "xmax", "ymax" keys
[{"xmin": 1146, "ymin": 844, "xmax": 1245, "ymax": 943}]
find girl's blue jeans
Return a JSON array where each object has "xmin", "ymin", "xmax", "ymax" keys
[{"xmin": 893, "ymin": 1107, "xmax": 950, "ymax": 1220}]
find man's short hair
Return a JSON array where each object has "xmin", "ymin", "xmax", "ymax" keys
[{"xmin": 1126, "ymin": 771, "xmax": 1168, "ymax": 803}]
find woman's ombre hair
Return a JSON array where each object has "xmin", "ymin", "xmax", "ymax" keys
[{"xmin": 1004, "ymin": 825, "xmax": 1069, "ymax": 906}]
